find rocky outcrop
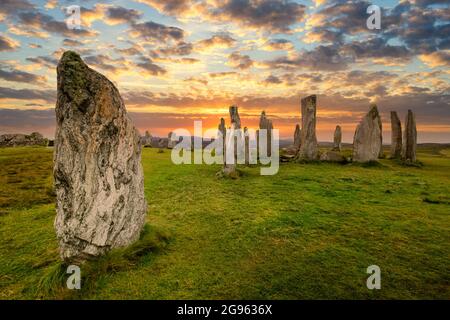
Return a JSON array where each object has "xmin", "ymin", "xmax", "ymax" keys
[
  {"xmin": 297, "ymin": 95, "xmax": 319, "ymax": 160},
  {"xmin": 402, "ymin": 109, "xmax": 417, "ymax": 162},
  {"xmin": 54, "ymin": 51, "xmax": 147, "ymax": 263},
  {"xmin": 141, "ymin": 131, "xmax": 153, "ymax": 147},
  {"xmin": 390, "ymin": 111, "xmax": 402, "ymax": 159},
  {"xmin": 333, "ymin": 125, "xmax": 342, "ymax": 151},
  {"xmin": 293, "ymin": 124, "xmax": 301, "ymax": 150},
  {"xmin": 352, "ymin": 105, "xmax": 382, "ymax": 162},
  {"xmin": 0, "ymin": 132, "xmax": 48, "ymax": 147}
]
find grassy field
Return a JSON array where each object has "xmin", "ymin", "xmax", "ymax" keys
[{"xmin": 0, "ymin": 145, "xmax": 449, "ymax": 299}]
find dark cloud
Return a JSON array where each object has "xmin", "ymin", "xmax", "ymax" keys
[
  {"xmin": 263, "ymin": 75, "xmax": 282, "ymax": 85},
  {"xmin": 0, "ymin": 68, "xmax": 46, "ymax": 84},
  {"xmin": 135, "ymin": 57, "xmax": 167, "ymax": 76},
  {"xmin": 130, "ymin": 21, "xmax": 184, "ymax": 42},
  {"xmin": 26, "ymin": 55, "xmax": 58, "ymax": 68},
  {"xmin": 17, "ymin": 11, "xmax": 98, "ymax": 37},
  {"xmin": 106, "ymin": 6, "xmax": 143, "ymax": 25},
  {"xmin": 62, "ymin": 39, "xmax": 84, "ymax": 47},
  {"xmin": 0, "ymin": 0, "xmax": 34, "ymax": 16},
  {"xmin": 157, "ymin": 42, "xmax": 193, "ymax": 56},
  {"xmin": 214, "ymin": 0, "xmax": 306, "ymax": 33},
  {"xmin": 228, "ymin": 52, "xmax": 254, "ymax": 69},
  {"xmin": 265, "ymin": 44, "xmax": 352, "ymax": 71},
  {"xmin": 0, "ymin": 87, "xmax": 56, "ymax": 102}
]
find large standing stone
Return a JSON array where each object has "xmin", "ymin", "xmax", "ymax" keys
[
  {"xmin": 167, "ymin": 132, "xmax": 177, "ymax": 149},
  {"xmin": 352, "ymin": 105, "xmax": 382, "ymax": 162},
  {"xmin": 402, "ymin": 109, "xmax": 417, "ymax": 162},
  {"xmin": 141, "ymin": 131, "xmax": 153, "ymax": 147},
  {"xmin": 259, "ymin": 111, "xmax": 273, "ymax": 156},
  {"xmin": 218, "ymin": 117, "xmax": 226, "ymax": 157},
  {"xmin": 297, "ymin": 95, "xmax": 319, "ymax": 160},
  {"xmin": 333, "ymin": 125, "xmax": 342, "ymax": 151},
  {"xmin": 54, "ymin": 51, "xmax": 147, "ymax": 262},
  {"xmin": 222, "ymin": 105, "xmax": 242, "ymax": 177},
  {"xmin": 244, "ymin": 127, "xmax": 249, "ymax": 165},
  {"xmin": 293, "ymin": 124, "xmax": 301, "ymax": 150},
  {"xmin": 390, "ymin": 111, "xmax": 402, "ymax": 159}
]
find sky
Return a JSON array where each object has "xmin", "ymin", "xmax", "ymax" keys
[{"xmin": 0, "ymin": 0, "xmax": 449, "ymax": 142}]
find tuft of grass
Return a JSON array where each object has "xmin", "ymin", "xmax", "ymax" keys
[{"xmin": 34, "ymin": 224, "xmax": 171, "ymax": 299}]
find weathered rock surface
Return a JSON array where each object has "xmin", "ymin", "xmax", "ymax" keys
[
  {"xmin": 259, "ymin": 111, "xmax": 273, "ymax": 156},
  {"xmin": 352, "ymin": 105, "xmax": 382, "ymax": 162},
  {"xmin": 167, "ymin": 132, "xmax": 178, "ymax": 149},
  {"xmin": 297, "ymin": 95, "xmax": 319, "ymax": 160},
  {"xmin": 402, "ymin": 109, "xmax": 417, "ymax": 162},
  {"xmin": 222, "ymin": 105, "xmax": 241, "ymax": 177},
  {"xmin": 390, "ymin": 111, "xmax": 402, "ymax": 159},
  {"xmin": 0, "ymin": 132, "xmax": 48, "ymax": 147},
  {"xmin": 54, "ymin": 51, "xmax": 147, "ymax": 262},
  {"xmin": 320, "ymin": 150, "xmax": 346, "ymax": 163},
  {"xmin": 333, "ymin": 125, "xmax": 342, "ymax": 151},
  {"xmin": 218, "ymin": 117, "xmax": 226, "ymax": 157},
  {"xmin": 141, "ymin": 131, "xmax": 153, "ymax": 147},
  {"xmin": 293, "ymin": 124, "xmax": 301, "ymax": 150}
]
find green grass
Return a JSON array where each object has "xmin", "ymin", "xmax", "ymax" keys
[{"xmin": 0, "ymin": 146, "xmax": 449, "ymax": 299}]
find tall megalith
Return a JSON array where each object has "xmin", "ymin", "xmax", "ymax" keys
[
  {"xmin": 390, "ymin": 111, "xmax": 402, "ymax": 159},
  {"xmin": 54, "ymin": 51, "xmax": 147, "ymax": 262},
  {"xmin": 402, "ymin": 109, "xmax": 417, "ymax": 163},
  {"xmin": 297, "ymin": 95, "xmax": 319, "ymax": 160},
  {"xmin": 352, "ymin": 105, "xmax": 382, "ymax": 162}
]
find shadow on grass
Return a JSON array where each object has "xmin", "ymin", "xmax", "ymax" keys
[{"xmin": 36, "ymin": 224, "xmax": 171, "ymax": 299}]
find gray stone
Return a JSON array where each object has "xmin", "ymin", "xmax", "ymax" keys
[
  {"xmin": 320, "ymin": 151, "xmax": 346, "ymax": 162},
  {"xmin": 218, "ymin": 117, "xmax": 226, "ymax": 157},
  {"xmin": 352, "ymin": 104, "xmax": 382, "ymax": 162},
  {"xmin": 222, "ymin": 105, "xmax": 241, "ymax": 177},
  {"xmin": 141, "ymin": 131, "xmax": 153, "ymax": 147},
  {"xmin": 333, "ymin": 125, "xmax": 342, "ymax": 151},
  {"xmin": 259, "ymin": 111, "xmax": 273, "ymax": 156},
  {"xmin": 54, "ymin": 51, "xmax": 147, "ymax": 263},
  {"xmin": 293, "ymin": 124, "xmax": 301, "ymax": 150},
  {"xmin": 390, "ymin": 111, "xmax": 402, "ymax": 159},
  {"xmin": 402, "ymin": 109, "xmax": 417, "ymax": 162},
  {"xmin": 167, "ymin": 132, "xmax": 177, "ymax": 149},
  {"xmin": 297, "ymin": 95, "xmax": 319, "ymax": 160}
]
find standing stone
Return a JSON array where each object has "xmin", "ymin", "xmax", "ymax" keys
[
  {"xmin": 333, "ymin": 125, "xmax": 342, "ymax": 151},
  {"xmin": 352, "ymin": 104, "xmax": 382, "ymax": 162},
  {"xmin": 259, "ymin": 111, "xmax": 273, "ymax": 157},
  {"xmin": 218, "ymin": 118, "xmax": 226, "ymax": 158},
  {"xmin": 402, "ymin": 109, "xmax": 417, "ymax": 162},
  {"xmin": 244, "ymin": 127, "xmax": 249, "ymax": 165},
  {"xmin": 297, "ymin": 95, "xmax": 319, "ymax": 160},
  {"xmin": 293, "ymin": 124, "xmax": 301, "ymax": 150},
  {"xmin": 222, "ymin": 105, "xmax": 242, "ymax": 177},
  {"xmin": 54, "ymin": 51, "xmax": 147, "ymax": 262},
  {"xmin": 0, "ymin": 132, "xmax": 48, "ymax": 147},
  {"xmin": 141, "ymin": 131, "xmax": 153, "ymax": 147},
  {"xmin": 390, "ymin": 111, "xmax": 402, "ymax": 159},
  {"xmin": 167, "ymin": 132, "xmax": 177, "ymax": 149}
]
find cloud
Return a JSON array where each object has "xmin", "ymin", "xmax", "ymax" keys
[
  {"xmin": 228, "ymin": 51, "xmax": 254, "ymax": 69},
  {"xmin": 0, "ymin": 68, "xmax": 46, "ymax": 84},
  {"xmin": 196, "ymin": 34, "xmax": 236, "ymax": 51},
  {"xmin": 135, "ymin": 57, "xmax": 167, "ymax": 76},
  {"xmin": 139, "ymin": 0, "xmax": 306, "ymax": 33},
  {"xmin": 129, "ymin": 21, "xmax": 185, "ymax": 43},
  {"xmin": 105, "ymin": 6, "xmax": 143, "ymax": 25},
  {"xmin": 262, "ymin": 39, "xmax": 294, "ymax": 51},
  {"xmin": 17, "ymin": 11, "xmax": 98, "ymax": 38},
  {"xmin": 0, "ymin": 87, "xmax": 55, "ymax": 102},
  {"xmin": 26, "ymin": 55, "xmax": 58, "ymax": 69},
  {"xmin": 419, "ymin": 50, "xmax": 450, "ymax": 67},
  {"xmin": 0, "ymin": 35, "xmax": 20, "ymax": 51}
]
